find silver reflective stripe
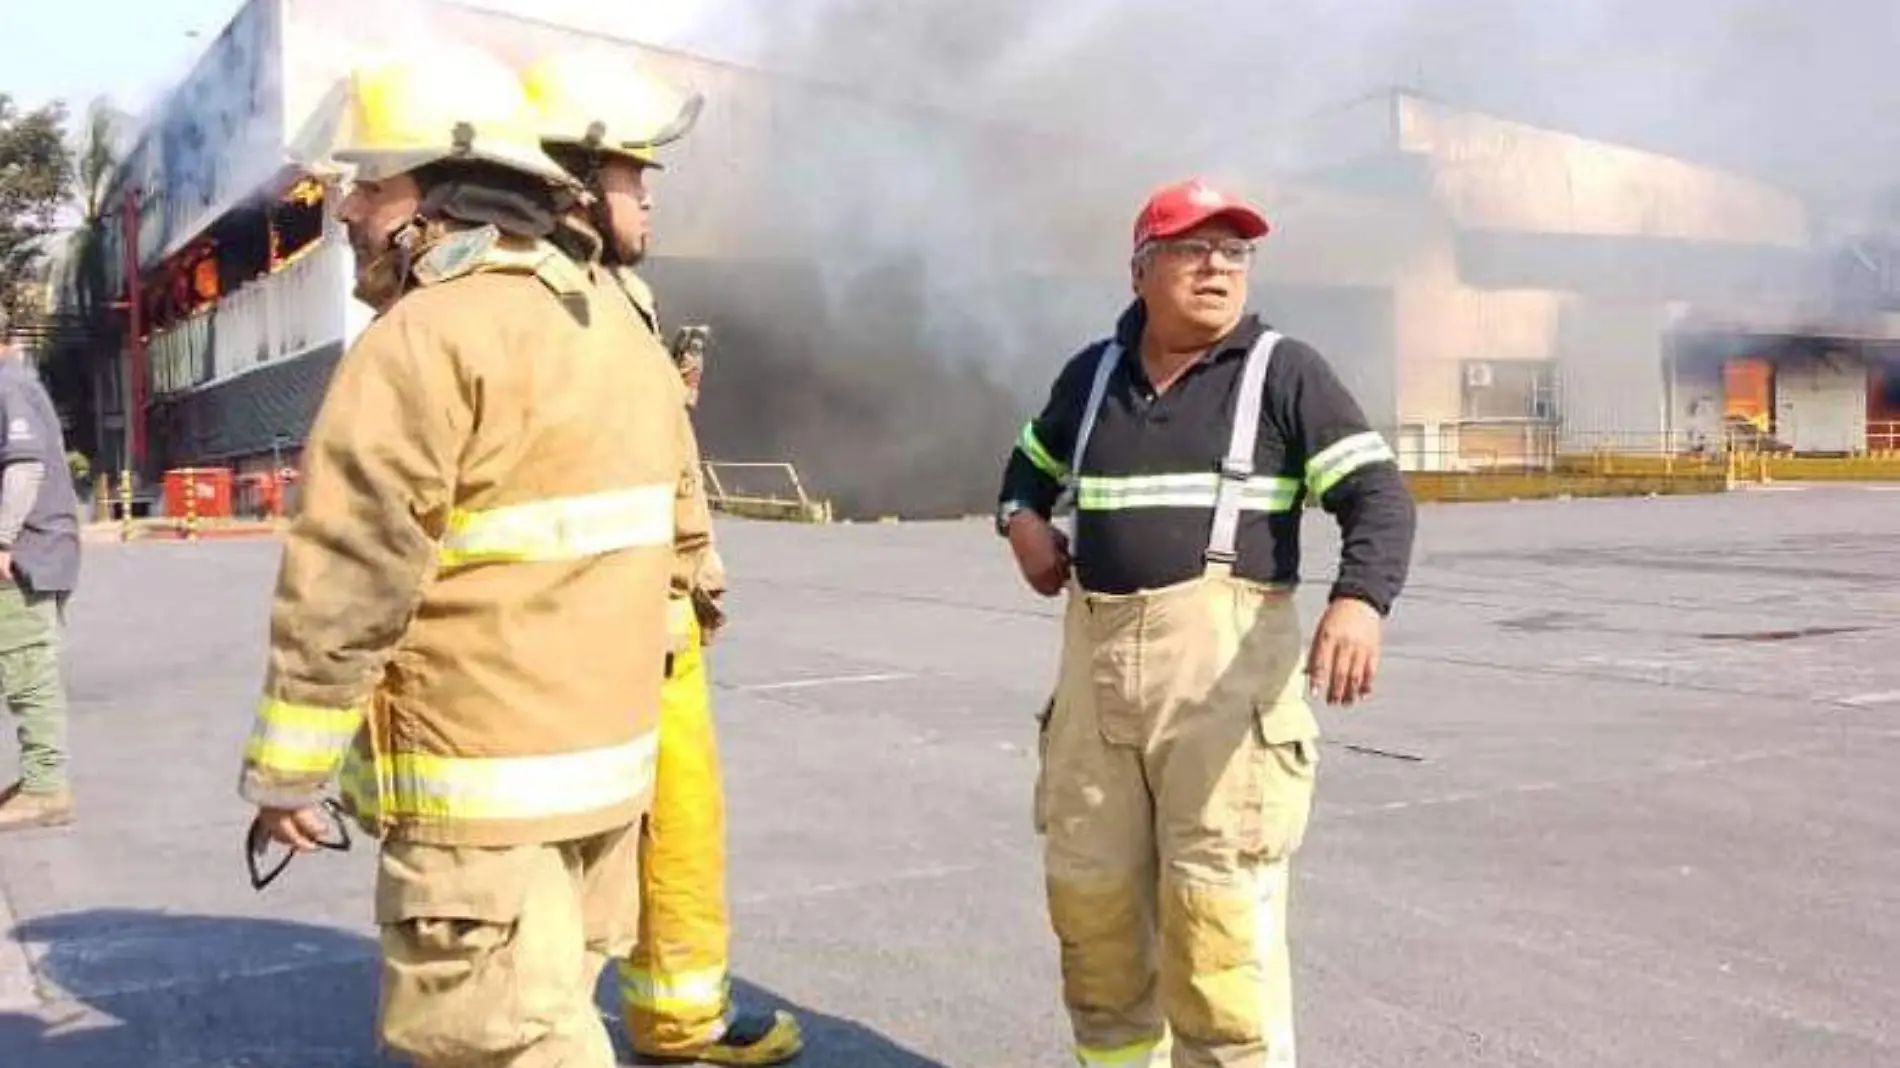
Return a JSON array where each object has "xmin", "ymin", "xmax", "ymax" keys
[
  {"xmin": 437, "ymin": 484, "xmax": 676, "ymax": 567},
  {"xmin": 339, "ymin": 733, "xmax": 660, "ymax": 823},
  {"xmin": 1076, "ymin": 472, "xmax": 1299, "ymax": 511},
  {"xmin": 619, "ymin": 963, "xmax": 729, "ymax": 1012},
  {"xmin": 1206, "ymin": 331, "xmax": 1281, "ymax": 566}
]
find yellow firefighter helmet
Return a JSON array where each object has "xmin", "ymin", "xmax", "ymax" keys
[
  {"xmin": 520, "ymin": 50, "xmax": 704, "ymax": 171},
  {"xmin": 289, "ymin": 45, "xmax": 579, "ymax": 189}
]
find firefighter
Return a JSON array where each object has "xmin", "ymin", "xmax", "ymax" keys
[
  {"xmin": 521, "ymin": 50, "xmax": 805, "ymax": 1067},
  {"xmin": 997, "ymin": 178, "xmax": 1418, "ymax": 1067},
  {"xmin": 240, "ymin": 45, "xmax": 715, "ymax": 1068}
]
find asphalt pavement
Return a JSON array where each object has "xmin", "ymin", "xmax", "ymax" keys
[{"xmin": 1, "ymin": 482, "xmax": 1896, "ymax": 1066}]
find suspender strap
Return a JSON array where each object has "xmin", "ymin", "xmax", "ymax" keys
[
  {"xmin": 1057, "ymin": 340, "xmax": 1121, "ymax": 552},
  {"xmin": 1069, "ymin": 340, "xmax": 1120, "ymax": 483},
  {"xmin": 1205, "ymin": 331, "xmax": 1281, "ymax": 569}
]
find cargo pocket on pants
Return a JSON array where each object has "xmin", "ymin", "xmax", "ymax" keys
[
  {"xmin": 1240, "ymin": 729, "xmax": 1319, "ymax": 865},
  {"xmin": 1088, "ymin": 634, "xmax": 1148, "ymax": 748},
  {"xmin": 375, "ymin": 840, "xmax": 568, "ymax": 1063}
]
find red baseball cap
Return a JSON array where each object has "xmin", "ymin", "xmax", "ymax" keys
[{"xmin": 1132, "ymin": 177, "xmax": 1270, "ymax": 250}]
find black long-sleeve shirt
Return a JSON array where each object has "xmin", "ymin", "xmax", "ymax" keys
[{"xmin": 997, "ymin": 301, "xmax": 1416, "ymax": 615}]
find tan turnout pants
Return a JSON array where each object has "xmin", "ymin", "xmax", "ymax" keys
[
  {"xmin": 375, "ymin": 822, "xmax": 642, "ymax": 1067},
  {"xmin": 1036, "ymin": 570, "xmax": 1320, "ymax": 1068}
]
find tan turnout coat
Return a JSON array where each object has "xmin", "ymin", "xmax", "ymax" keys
[{"xmin": 238, "ymin": 226, "xmax": 715, "ymax": 847}]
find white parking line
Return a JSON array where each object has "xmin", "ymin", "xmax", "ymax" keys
[
  {"xmin": 733, "ymin": 672, "xmax": 914, "ymax": 693},
  {"xmin": 1836, "ymin": 690, "xmax": 1900, "ymax": 708}
]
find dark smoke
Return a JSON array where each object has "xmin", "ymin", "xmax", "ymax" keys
[{"xmin": 643, "ymin": 254, "xmax": 1039, "ymax": 520}]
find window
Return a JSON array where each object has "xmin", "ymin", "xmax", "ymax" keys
[{"xmin": 1461, "ymin": 359, "xmax": 1558, "ymax": 421}]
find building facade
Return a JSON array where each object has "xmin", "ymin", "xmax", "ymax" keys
[{"xmin": 60, "ymin": 2, "xmax": 1900, "ymax": 518}]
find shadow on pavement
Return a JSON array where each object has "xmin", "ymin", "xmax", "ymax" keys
[
  {"xmin": 595, "ymin": 973, "xmax": 953, "ymax": 1068},
  {"xmin": 0, "ymin": 908, "xmax": 947, "ymax": 1068}
]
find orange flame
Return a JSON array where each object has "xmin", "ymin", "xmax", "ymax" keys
[{"xmin": 284, "ymin": 176, "xmax": 324, "ymax": 207}]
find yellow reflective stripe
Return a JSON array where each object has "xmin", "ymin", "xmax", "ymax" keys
[
  {"xmin": 1076, "ymin": 472, "xmax": 1300, "ymax": 512},
  {"xmin": 244, "ymin": 698, "xmax": 363, "ymax": 775},
  {"xmin": 1016, "ymin": 422, "xmax": 1070, "ymax": 481},
  {"xmin": 619, "ymin": 963, "xmax": 729, "ymax": 1013},
  {"xmin": 439, "ymin": 484, "xmax": 675, "ymax": 568},
  {"xmin": 340, "ymin": 733, "xmax": 658, "ymax": 823},
  {"xmin": 1077, "ymin": 1035, "xmax": 1168, "ymax": 1067},
  {"xmin": 1305, "ymin": 431, "xmax": 1396, "ymax": 497}
]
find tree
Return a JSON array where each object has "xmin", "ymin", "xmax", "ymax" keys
[
  {"xmin": 0, "ymin": 94, "xmax": 74, "ymax": 332},
  {"xmin": 39, "ymin": 98, "xmax": 124, "ymax": 482},
  {"xmin": 68, "ymin": 100, "xmax": 122, "ymax": 320}
]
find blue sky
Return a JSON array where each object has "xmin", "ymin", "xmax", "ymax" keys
[
  {"xmin": 0, "ymin": 0, "xmax": 737, "ymax": 119},
  {"xmin": 2, "ymin": 0, "xmax": 246, "ymax": 115}
]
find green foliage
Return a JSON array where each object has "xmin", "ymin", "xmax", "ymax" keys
[
  {"xmin": 0, "ymin": 94, "xmax": 75, "ymax": 331},
  {"xmin": 69, "ymin": 101, "xmax": 120, "ymax": 319}
]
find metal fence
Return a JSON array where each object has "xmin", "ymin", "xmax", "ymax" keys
[
  {"xmin": 1389, "ymin": 419, "xmax": 1900, "ymax": 470},
  {"xmin": 1385, "ymin": 418, "xmax": 1900, "ymax": 501},
  {"xmin": 702, "ymin": 461, "xmax": 834, "ymax": 523}
]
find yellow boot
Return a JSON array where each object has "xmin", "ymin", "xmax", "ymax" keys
[{"xmin": 634, "ymin": 1008, "xmax": 805, "ymax": 1066}]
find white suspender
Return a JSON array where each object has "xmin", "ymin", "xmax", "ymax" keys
[
  {"xmin": 1206, "ymin": 330, "xmax": 1281, "ymax": 569},
  {"xmin": 1069, "ymin": 340, "xmax": 1120, "ymax": 484},
  {"xmin": 1056, "ymin": 339, "xmax": 1121, "ymax": 549},
  {"xmin": 1061, "ymin": 329, "xmax": 1281, "ymax": 572}
]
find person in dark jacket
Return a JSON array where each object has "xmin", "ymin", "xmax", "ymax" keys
[{"xmin": 995, "ymin": 177, "xmax": 1416, "ymax": 1067}]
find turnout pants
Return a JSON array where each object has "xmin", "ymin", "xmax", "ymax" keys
[
  {"xmin": 375, "ymin": 822, "xmax": 642, "ymax": 1068},
  {"xmin": 1036, "ymin": 568, "xmax": 1320, "ymax": 1068},
  {"xmin": 621, "ymin": 606, "xmax": 735, "ymax": 1053}
]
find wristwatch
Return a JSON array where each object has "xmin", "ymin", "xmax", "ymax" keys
[{"xmin": 995, "ymin": 499, "xmax": 1033, "ymax": 537}]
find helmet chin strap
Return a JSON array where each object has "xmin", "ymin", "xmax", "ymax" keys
[
  {"xmin": 353, "ymin": 215, "xmax": 430, "ymax": 312},
  {"xmin": 577, "ymin": 150, "xmax": 646, "ymax": 268},
  {"xmin": 589, "ymin": 195, "xmax": 624, "ymax": 266}
]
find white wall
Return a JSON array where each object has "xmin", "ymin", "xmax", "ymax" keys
[
  {"xmin": 1554, "ymin": 298, "xmax": 1671, "ymax": 450},
  {"xmin": 1398, "ymin": 96, "xmax": 1812, "ymax": 246},
  {"xmin": 1775, "ymin": 351, "xmax": 1868, "ymax": 453}
]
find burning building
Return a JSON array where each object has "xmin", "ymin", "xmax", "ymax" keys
[{"xmin": 61, "ymin": 0, "xmax": 1900, "ymax": 519}]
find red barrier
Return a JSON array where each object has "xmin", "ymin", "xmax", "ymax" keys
[{"xmin": 162, "ymin": 468, "xmax": 234, "ymax": 520}]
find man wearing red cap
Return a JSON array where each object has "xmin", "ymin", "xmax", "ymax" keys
[{"xmin": 996, "ymin": 177, "xmax": 1416, "ymax": 1067}]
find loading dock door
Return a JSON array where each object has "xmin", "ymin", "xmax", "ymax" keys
[{"xmin": 1775, "ymin": 352, "xmax": 1867, "ymax": 453}]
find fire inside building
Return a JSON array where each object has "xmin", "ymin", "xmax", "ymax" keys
[{"xmin": 43, "ymin": 0, "xmax": 1900, "ymax": 520}]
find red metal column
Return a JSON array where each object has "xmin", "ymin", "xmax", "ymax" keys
[{"xmin": 120, "ymin": 186, "xmax": 147, "ymax": 472}]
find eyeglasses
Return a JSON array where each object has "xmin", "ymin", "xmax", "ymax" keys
[
  {"xmin": 1143, "ymin": 237, "xmax": 1256, "ymax": 267},
  {"xmin": 244, "ymin": 798, "xmax": 352, "ymax": 891}
]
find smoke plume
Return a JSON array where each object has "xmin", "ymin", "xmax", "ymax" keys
[{"xmin": 578, "ymin": 0, "xmax": 1899, "ymax": 517}]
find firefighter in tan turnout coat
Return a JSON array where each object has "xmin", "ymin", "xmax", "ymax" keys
[
  {"xmin": 520, "ymin": 49, "xmax": 805, "ymax": 1066},
  {"xmin": 237, "ymin": 46, "xmax": 715, "ymax": 1067}
]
